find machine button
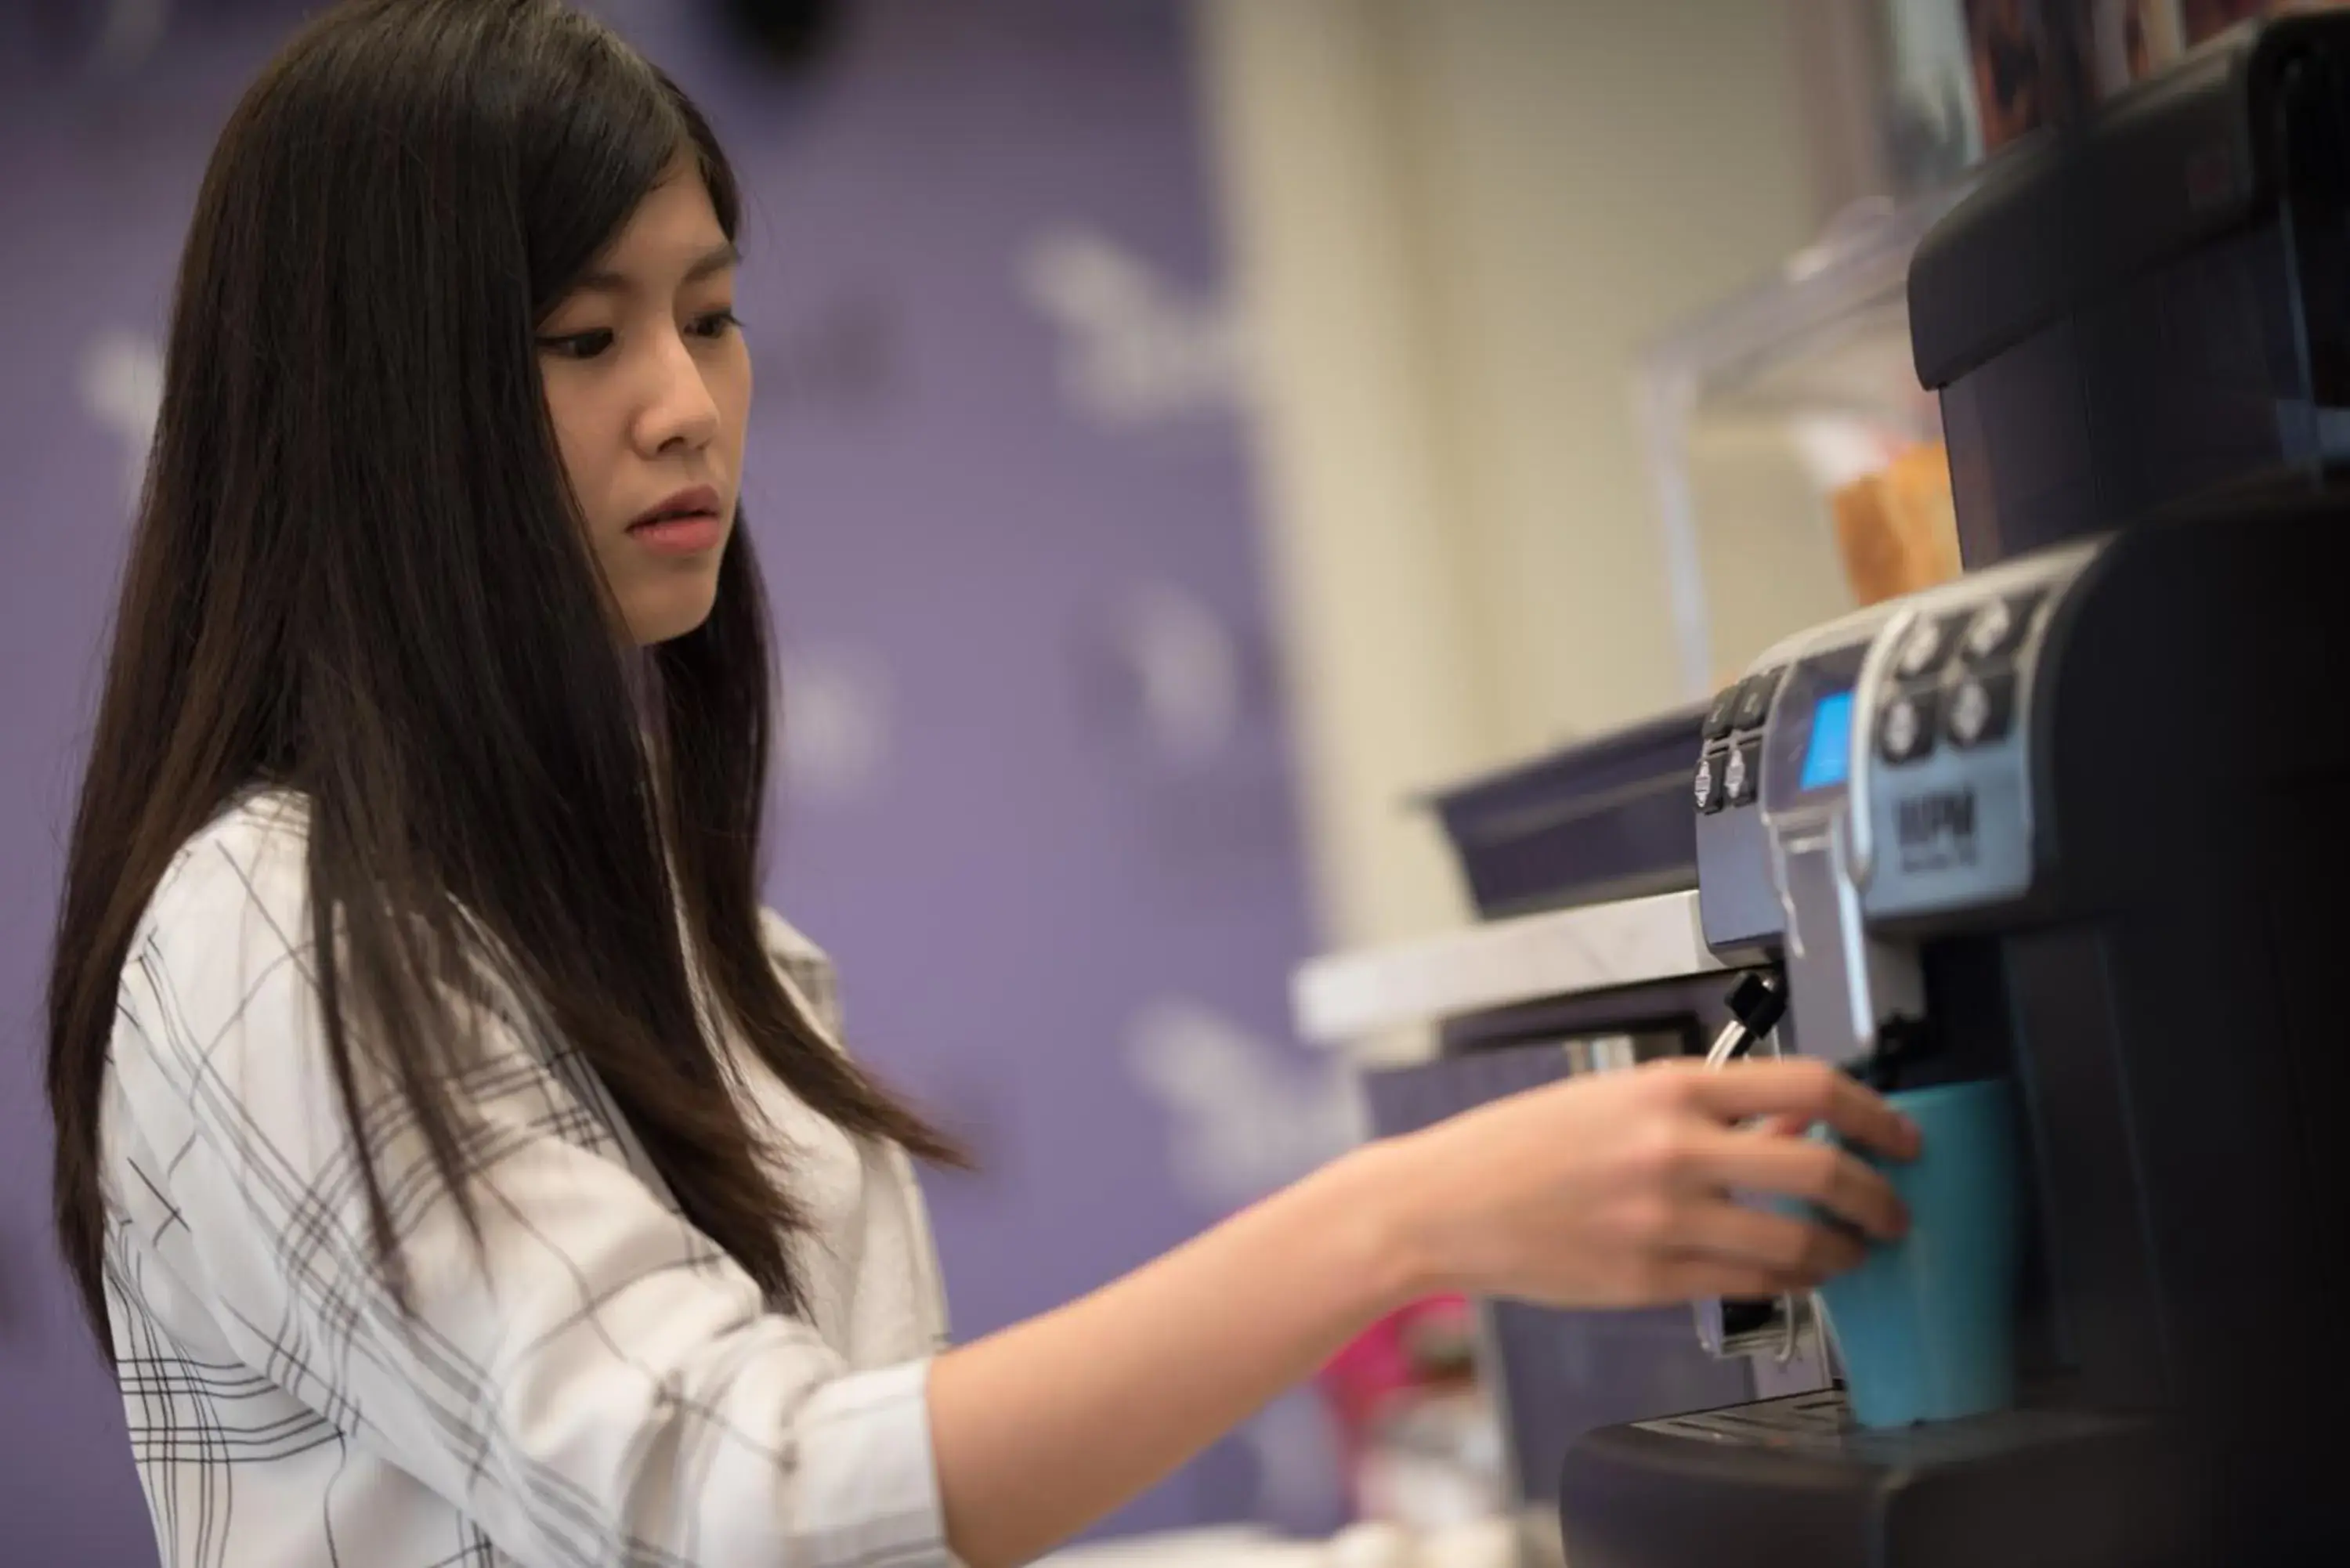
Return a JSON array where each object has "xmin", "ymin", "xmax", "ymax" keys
[
  {"xmin": 1880, "ymin": 689, "xmax": 1937, "ymax": 764},
  {"xmin": 1703, "ymin": 684, "xmax": 1742, "ymax": 741},
  {"xmin": 1961, "ymin": 592, "xmax": 2041, "ymax": 664},
  {"xmin": 1694, "ymin": 750, "xmax": 1727, "ymax": 814},
  {"xmin": 1894, "ymin": 617, "xmax": 1952, "ymax": 679},
  {"xmin": 1947, "ymin": 669, "xmax": 2016, "ymax": 748},
  {"xmin": 1731, "ymin": 667, "xmax": 1782, "ymax": 732},
  {"xmin": 1725, "ymin": 740, "xmax": 1761, "ymax": 807}
]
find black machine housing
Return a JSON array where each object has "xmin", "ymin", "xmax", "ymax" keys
[
  {"xmin": 1565, "ymin": 494, "xmax": 2350, "ymax": 1567},
  {"xmin": 1558, "ymin": 16, "xmax": 2350, "ymax": 1567}
]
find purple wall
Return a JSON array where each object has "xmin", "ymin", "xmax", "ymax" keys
[{"xmin": 0, "ymin": 3, "xmax": 1345, "ymax": 1559}]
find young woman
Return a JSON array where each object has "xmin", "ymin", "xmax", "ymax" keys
[{"xmin": 43, "ymin": 4, "xmax": 1918, "ymax": 1566}]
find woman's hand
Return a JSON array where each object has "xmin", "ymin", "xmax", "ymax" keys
[{"xmin": 1373, "ymin": 1057, "xmax": 1920, "ymax": 1310}]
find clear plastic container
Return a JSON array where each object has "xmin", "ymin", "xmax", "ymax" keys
[{"xmin": 1636, "ymin": 186, "xmax": 1971, "ymax": 702}]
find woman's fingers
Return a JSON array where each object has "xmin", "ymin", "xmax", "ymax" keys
[
  {"xmin": 1661, "ymin": 1198, "xmax": 1867, "ymax": 1277},
  {"xmin": 1690, "ymin": 1124, "xmax": 1910, "ymax": 1240},
  {"xmin": 1637, "ymin": 1258, "xmax": 1820, "ymax": 1308},
  {"xmin": 1743, "ymin": 1111, "xmax": 1812, "ymax": 1140},
  {"xmin": 1686, "ymin": 1058, "xmax": 1921, "ymax": 1162}
]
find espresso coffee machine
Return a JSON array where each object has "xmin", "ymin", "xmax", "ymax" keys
[{"xmin": 1556, "ymin": 16, "xmax": 2350, "ymax": 1567}]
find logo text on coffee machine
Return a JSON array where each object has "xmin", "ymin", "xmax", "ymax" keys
[{"xmin": 1896, "ymin": 786, "xmax": 1979, "ymax": 870}]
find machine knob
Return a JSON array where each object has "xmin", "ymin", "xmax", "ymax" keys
[
  {"xmin": 1693, "ymin": 751, "xmax": 1725, "ymax": 814},
  {"xmin": 1961, "ymin": 591, "xmax": 2040, "ymax": 663},
  {"xmin": 1880, "ymin": 692, "xmax": 1936, "ymax": 763},
  {"xmin": 1896, "ymin": 619, "xmax": 1947, "ymax": 678},
  {"xmin": 1963, "ymin": 599, "xmax": 2014, "ymax": 660},
  {"xmin": 1947, "ymin": 670, "xmax": 2016, "ymax": 748},
  {"xmin": 1703, "ymin": 684, "xmax": 1742, "ymax": 741}
]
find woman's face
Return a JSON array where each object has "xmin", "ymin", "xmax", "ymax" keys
[{"xmin": 538, "ymin": 160, "xmax": 751, "ymax": 646}]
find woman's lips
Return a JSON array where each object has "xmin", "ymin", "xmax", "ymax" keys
[
  {"xmin": 626, "ymin": 511, "xmax": 724, "ymax": 555},
  {"xmin": 626, "ymin": 484, "xmax": 725, "ymax": 555}
]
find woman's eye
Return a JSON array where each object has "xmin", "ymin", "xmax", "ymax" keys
[
  {"xmin": 689, "ymin": 309, "xmax": 741, "ymax": 340},
  {"xmin": 537, "ymin": 328, "xmax": 614, "ymax": 361}
]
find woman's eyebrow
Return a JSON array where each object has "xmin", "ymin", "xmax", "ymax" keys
[{"xmin": 568, "ymin": 241, "xmax": 742, "ymax": 297}]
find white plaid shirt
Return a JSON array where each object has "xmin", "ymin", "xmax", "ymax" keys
[{"xmin": 99, "ymin": 792, "xmax": 956, "ymax": 1568}]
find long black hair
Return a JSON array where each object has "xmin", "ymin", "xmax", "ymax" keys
[{"xmin": 46, "ymin": 0, "xmax": 960, "ymax": 1351}]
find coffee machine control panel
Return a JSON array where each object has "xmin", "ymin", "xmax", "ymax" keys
[
  {"xmin": 1841, "ymin": 538, "xmax": 2102, "ymax": 924},
  {"xmin": 1694, "ymin": 539, "xmax": 2104, "ymax": 1066}
]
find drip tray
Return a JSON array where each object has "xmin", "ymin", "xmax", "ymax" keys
[
  {"xmin": 1561, "ymin": 1392, "xmax": 2200, "ymax": 1568},
  {"xmin": 1635, "ymin": 1388, "xmax": 2145, "ymax": 1464}
]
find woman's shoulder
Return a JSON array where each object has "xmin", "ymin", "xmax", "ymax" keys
[
  {"xmin": 754, "ymin": 905, "xmax": 827, "ymax": 970},
  {"xmin": 754, "ymin": 907, "xmax": 848, "ymax": 1044},
  {"xmin": 140, "ymin": 787, "xmax": 316, "ymax": 951},
  {"xmin": 111, "ymin": 791, "xmax": 329, "ymax": 1118}
]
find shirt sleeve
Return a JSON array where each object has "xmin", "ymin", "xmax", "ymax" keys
[{"xmin": 106, "ymin": 829, "xmax": 953, "ymax": 1568}]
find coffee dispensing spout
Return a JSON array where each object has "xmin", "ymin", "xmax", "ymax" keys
[
  {"xmin": 1692, "ymin": 970, "xmax": 1816, "ymax": 1366},
  {"xmin": 1704, "ymin": 973, "xmax": 1787, "ymax": 1068}
]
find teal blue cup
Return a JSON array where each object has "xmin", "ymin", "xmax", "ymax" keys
[{"xmin": 1798, "ymin": 1077, "xmax": 2025, "ymax": 1428}]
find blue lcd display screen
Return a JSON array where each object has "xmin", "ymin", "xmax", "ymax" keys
[{"xmin": 1799, "ymin": 689, "xmax": 1856, "ymax": 792}]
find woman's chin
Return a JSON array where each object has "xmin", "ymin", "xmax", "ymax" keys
[{"xmin": 622, "ymin": 584, "xmax": 720, "ymax": 648}]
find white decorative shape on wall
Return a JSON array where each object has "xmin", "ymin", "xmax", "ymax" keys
[
  {"xmin": 781, "ymin": 647, "xmax": 894, "ymax": 804},
  {"xmin": 1019, "ymin": 226, "xmax": 1252, "ymax": 425},
  {"xmin": 78, "ymin": 329, "xmax": 164, "ymax": 511},
  {"xmin": 1115, "ymin": 581, "xmax": 1242, "ymax": 768},
  {"xmin": 1126, "ymin": 997, "xmax": 1367, "ymax": 1212},
  {"xmin": 92, "ymin": 0, "xmax": 172, "ymax": 73}
]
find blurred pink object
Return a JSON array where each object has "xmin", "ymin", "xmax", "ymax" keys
[{"xmin": 1316, "ymin": 1295, "xmax": 1476, "ymax": 1440}]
